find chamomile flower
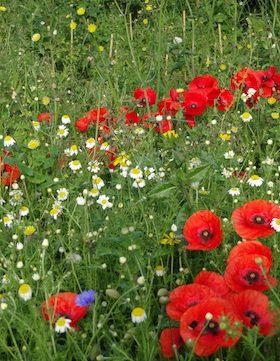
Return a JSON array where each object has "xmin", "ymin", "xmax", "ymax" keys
[
  {"xmin": 32, "ymin": 121, "xmax": 41, "ymax": 131},
  {"xmin": 18, "ymin": 284, "xmax": 32, "ymax": 301},
  {"xmin": 155, "ymin": 265, "xmax": 165, "ymax": 277},
  {"xmin": 271, "ymin": 218, "xmax": 280, "ymax": 232},
  {"xmin": 4, "ymin": 135, "xmax": 16, "ymax": 147},
  {"xmin": 85, "ymin": 138, "xmax": 96, "ymax": 149},
  {"xmin": 240, "ymin": 112, "xmax": 252, "ymax": 122},
  {"xmin": 76, "ymin": 196, "xmax": 86, "ymax": 205},
  {"xmin": 228, "ymin": 187, "xmax": 240, "ymax": 196},
  {"xmin": 131, "ymin": 307, "xmax": 147, "ymax": 324},
  {"xmin": 92, "ymin": 175, "xmax": 105, "ymax": 189},
  {"xmin": 3, "ymin": 214, "xmax": 14, "ymax": 227},
  {"xmin": 88, "ymin": 187, "xmax": 100, "ymax": 197},
  {"xmin": 129, "ymin": 167, "xmax": 143, "ymax": 179},
  {"xmin": 132, "ymin": 178, "xmax": 146, "ymax": 188},
  {"xmin": 68, "ymin": 144, "xmax": 79, "ymax": 156},
  {"xmin": 57, "ymin": 125, "xmax": 69, "ymax": 138},
  {"xmin": 144, "ymin": 167, "xmax": 155, "ymax": 180},
  {"xmin": 19, "ymin": 206, "xmax": 29, "ymax": 216},
  {"xmin": 100, "ymin": 142, "xmax": 110, "ymax": 151},
  {"xmin": 224, "ymin": 150, "xmax": 235, "ymax": 159},
  {"xmin": 69, "ymin": 160, "xmax": 82, "ymax": 171},
  {"xmin": 97, "ymin": 195, "xmax": 113, "ymax": 209},
  {"xmin": 57, "ymin": 188, "xmax": 69, "ymax": 201},
  {"xmin": 55, "ymin": 317, "xmax": 72, "ymax": 333},
  {"xmin": 87, "ymin": 161, "xmax": 101, "ymax": 173},
  {"xmin": 50, "ymin": 202, "xmax": 62, "ymax": 220},
  {"xmin": 61, "ymin": 115, "xmax": 71, "ymax": 124},
  {"xmin": 247, "ymin": 175, "xmax": 264, "ymax": 187}
]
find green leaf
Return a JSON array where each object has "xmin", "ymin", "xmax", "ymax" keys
[{"xmin": 148, "ymin": 182, "xmax": 177, "ymax": 199}]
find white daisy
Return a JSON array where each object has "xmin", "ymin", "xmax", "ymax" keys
[
  {"xmin": 131, "ymin": 307, "xmax": 147, "ymax": 324},
  {"xmin": 4, "ymin": 135, "xmax": 16, "ymax": 147},
  {"xmin": 57, "ymin": 188, "xmax": 69, "ymax": 201},
  {"xmin": 144, "ymin": 167, "xmax": 155, "ymax": 180},
  {"xmin": 92, "ymin": 175, "xmax": 104, "ymax": 189},
  {"xmin": 19, "ymin": 206, "xmax": 29, "ymax": 216},
  {"xmin": 97, "ymin": 195, "xmax": 113, "ymax": 209},
  {"xmin": 224, "ymin": 150, "xmax": 235, "ymax": 159},
  {"xmin": 32, "ymin": 121, "xmax": 41, "ymax": 131},
  {"xmin": 100, "ymin": 142, "xmax": 110, "ymax": 151},
  {"xmin": 3, "ymin": 214, "xmax": 14, "ymax": 227},
  {"xmin": 228, "ymin": 187, "xmax": 240, "ymax": 196},
  {"xmin": 132, "ymin": 178, "xmax": 146, "ymax": 188},
  {"xmin": 88, "ymin": 187, "xmax": 100, "ymax": 197},
  {"xmin": 69, "ymin": 144, "xmax": 79, "ymax": 156},
  {"xmin": 271, "ymin": 218, "xmax": 280, "ymax": 232},
  {"xmin": 55, "ymin": 317, "xmax": 72, "ymax": 333},
  {"xmin": 247, "ymin": 175, "xmax": 264, "ymax": 187},
  {"xmin": 69, "ymin": 160, "xmax": 82, "ymax": 171},
  {"xmin": 240, "ymin": 112, "xmax": 252, "ymax": 122},
  {"xmin": 57, "ymin": 125, "xmax": 69, "ymax": 138},
  {"xmin": 61, "ymin": 115, "xmax": 71, "ymax": 124},
  {"xmin": 129, "ymin": 167, "xmax": 143, "ymax": 179},
  {"xmin": 85, "ymin": 138, "xmax": 96, "ymax": 149},
  {"xmin": 18, "ymin": 284, "xmax": 32, "ymax": 301},
  {"xmin": 76, "ymin": 196, "xmax": 86, "ymax": 205},
  {"xmin": 87, "ymin": 161, "xmax": 101, "ymax": 173}
]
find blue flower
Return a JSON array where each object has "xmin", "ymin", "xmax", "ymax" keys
[{"xmin": 76, "ymin": 289, "xmax": 96, "ymax": 307}]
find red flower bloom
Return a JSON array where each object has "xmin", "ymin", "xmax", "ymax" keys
[
  {"xmin": 75, "ymin": 117, "xmax": 90, "ymax": 132},
  {"xmin": 224, "ymin": 254, "xmax": 277, "ymax": 292},
  {"xmin": 125, "ymin": 111, "xmax": 141, "ymax": 125},
  {"xmin": 188, "ymin": 74, "xmax": 219, "ymax": 98},
  {"xmin": 231, "ymin": 199, "xmax": 280, "ymax": 239},
  {"xmin": 230, "ymin": 290, "xmax": 279, "ymax": 335},
  {"xmin": 158, "ymin": 97, "xmax": 180, "ymax": 116},
  {"xmin": 0, "ymin": 158, "xmax": 21, "ymax": 186},
  {"xmin": 133, "ymin": 87, "xmax": 157, "ymax": 107},
  {"xmin": 86, "ymin": 107, "xmax": 109, "ymax": 123},
  {"xmin": 214, "ymin": 88, "xmax": 234, "ymax": 111},
  {"xmin": 159, "ymin": 328, "xmax": 184, "ymax": 359},
  {"xmin": 183, "ymin": 210, "xmax": 223, "ymax": 251},
  {"xmin": 255, "ymin": 66, "xmax": 277, "ymax": 98},
  {"xmin": 37, "ymin": 112, "xmax": 52, "ymax": 123},
  {"xmin": 226, "ymin": 241, "xmax": 273, "ymax": 265},
  {"xmin": 230, "ymin": 67, "xmax": 260, "ymax": 91},
  {"xmin": 166, "ymin": 284, "xmax": 214, "ymax": 321},
  {"xmin": 42, "ymin": 291, "xmax": 94, "ymax": 329},
  {"xmin": 182, "ymin": 91, "xmax": 207, "ymax": 116},
  {"xmin": 194, "ymin": 271, "xmax": 229, "ymax": 296},
  {"xmin": 154, "ymin": 119, "xmax": 173, "ymax": 133},
  {"xmin": 183, "ymin": 114, "xmax": 196, "ymax": 128},
  {"xmin": 180, "ymin": 297, "xmax": 242, "ymax": 357}
]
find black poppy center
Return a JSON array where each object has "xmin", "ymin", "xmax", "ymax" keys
[
  {"xmin": 190, "ymin": 103, "xmax": 197, "ymax": 108},
  {"xmin": 200, "ymin": 230, "xmax": 212, "ymax": 241},
  {"xmin": 244, "ymin": 310, "xmax": 260, "ymax": 326},
  {"xmin": 244, "ymin": 271, "xmax": 260, "ymax": 284},
  {"xmin": 253, "ymin": 215, "xmax": 265, "ymax": 224},
  {"xmin": 188, "ymin": 320, "xmax": 198, "ymax": 330},
  {"xmin": 262, "ymin": 75, "xmax": 268, "ymax": 81},
  {"xmin": 204, "ymin": 320, "xmax": 220, "ymax": 335}
]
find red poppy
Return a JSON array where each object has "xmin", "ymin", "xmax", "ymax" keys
[
  {"xmin": 0, "ymin": 159, "xmax": 21, "ymax": 186},
  {"xmin": 166, "ymin": 283, "xmax": 214, "ymax": 321},
  {"xmin": 169, "ymin": 88, "xmax": 180, "ymax": 101},
  {"xmin": 42, "ymin": 291, "xmax": 94, "ymax": 329},
  {"xmin": 125, "ymin": 111, "xmax": 141, "ymax": 125},
  {"xmin": 226, "ymin": 240, "xmax": 273, "ymax": 265},
  {"xmin": 231, "ymin": 199, "xmax": 280, "ymax": 239},
  {"xmin": 180, "ymin": 297, "xmax": 242, "ymax": 357},
  {"xmin": 212, "ymin": 88, "xmax": 234, "ymax": 111},
  {"xmin": 230, "ymin": 67, "xmax": 260, "ymax": 91},
  {"xmin": 182, "ymin": 91, "xmax": 207, "ymax": 116},
  {"xmin": 86, "ymin": 107, "xmax": 109, "ymax": 123},
  {"xmin": 37, "ymin": 112, "xmax": 52, "ymax": 123},
  {"xmin": 154, "ymin": 119, "xmax": 173, "ymax": 133},
  {"xmin": 224, "ymin": 254, "xmax": 277, "ymax": 292},
  {"xmin": 183, "ymin": 210, "xmax": 223, "ymax": 251},
  {"xmin": 75, "ymin": 117, "xmax": 90, "ymax": 132},
  {"xmin": 194, "ymin": 271, "xmax": 229, "ymax": 296},
  {"xmin": 133, "ymin": 87, "xmax": 157, "ymax": 107},
  {"xmin": 159, "ymin": 328, "xmax": 184, "ymax": 359},
  {"xmin": 188, "ymin": 74, "xmax": 219, "ymax": 98},
  {"xmin": 272, "ymin": 73, "xmax": 280, "ymax": 93},
  {"xmin": 230, "ymin": 290, "xmax": 279, "ymax": 335},
  {"xmin": 157, "ymin": 97, "xmax": 180, "ymax": 116},
  {"xmin": 183, "ymin": 114, "xmax": 196, "ymax": 128},
  {"xmin": 255, "ymin": 66, "xmax": 277, "ymax": 98}
]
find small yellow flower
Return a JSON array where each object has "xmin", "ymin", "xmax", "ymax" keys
[
  {"xmin": 32, "ymin": 33, "xmax": 41, "ymax": 42},
  {"xmin": 0, "ymin": 5, "xmax": 7, "ymax": 11},
  {"xmin": 160, "ymin": 232, "xmax": 181, "ymax": 246},
  {"xmin": 231, "ymin": 127, "xmax": 238, "ymax": 133},
  {"xmin": 70, "ymin": 21, "xmax": 77, "ymax": 30},
  {"xmin": 163, "ymin": 130, "xmax": 178, "ymax": 138},
  {"xmin": 88, "ymin": 23, "xmax": 97, "ymax": 33},
  {"xmin": 219, "ymin": 133, "xmax": 231, "ymax": 141},
  {"xmin": 236, "ymin": 44, "xmax": 243, "ymax": 50},
  {"xmin": 24, "ymin": 225, "xmax": 36, "ymax": 236},
  {"xmin": 146, "ymin": 5, "xmax": 152, "ymax": 11},
  {"xmin": 267, "ymin": 97, "xmax": 277, "ymax": 105},
  {"xmin": 27, "ymin": 139, "xmax": 40, "ymax": 150},
  {"xmin": 271, "ymin": 112, "xmax": 279, "ymax": 120},
  {"xmin": 42, "ymin": 96, "xmax": 50, "ymax": 105},
  {"xmin": 98, "ymin": 45, "xmax": 104, "ymax": 52},
  {"xmin": 247, "ymin": 43, "xmax": 253, "ymax": 49},
  {"xmin": 77, "ymin": 7, "xmax": 85, "ymax": 15},
  {"xmin": 143, "ymin": 19, "xmax": 148, "ymax": 25},
  {"xmin": 219, "ymin": 63, "xmax": 227, "ymax": 71},
  {"xmin": 114, "ymin": 152, "xmax": 129, "ymax": 167}
]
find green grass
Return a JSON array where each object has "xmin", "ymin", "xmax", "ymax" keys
[{"xmin": 0, "ymin": 0, "xmax": 280, "ymax": 360}]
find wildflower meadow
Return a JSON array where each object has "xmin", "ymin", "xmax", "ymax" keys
[{"xmin": 1, "ymin": 0, "xmax": 280, "ymax": 360}]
